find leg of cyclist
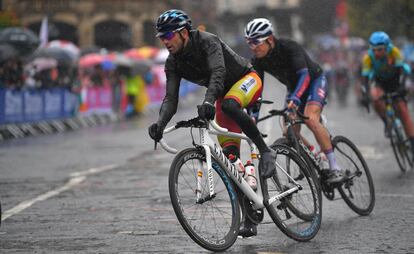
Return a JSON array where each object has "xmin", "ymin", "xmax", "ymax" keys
[
  {"xmin": 217, "ymin": 72, "xmax": 275, "ymax": 238},
  {"xmin": 370, "ymin": 86, "xmax": 389, "ymax": 137},
  {"xmin": 282, "ymin": 97, "xmax": 313, "ymax": 148},
  {"xmin": 304, "ymin": 76, "xmax": 346, "ymax": 184},
  {"xmin": 394, "ymin": 98, "xmax": 414, "ymax": 154}
]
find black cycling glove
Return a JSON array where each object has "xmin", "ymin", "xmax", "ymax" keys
[
  {"xmin": 197, "ymin": 102, "xmax": 215, "ymax": 120},
  {"xmin": 148, "ymin": 123, "xmax": 163, "ymax": 142}
]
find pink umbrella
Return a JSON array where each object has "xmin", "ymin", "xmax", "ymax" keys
[{"xmin": 79, "ymin": 53, "xmax": 105, "ymax": 68}]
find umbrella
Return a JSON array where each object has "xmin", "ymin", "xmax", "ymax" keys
[
  {"xmin": 124, "ymin": 46, "xmax": 159, "ymax": 60},
  {"xmin": 79, "ymin": 53, "xmax": 105, "ymax": 68},
  {"xmin": 154, "ymin": 48, "xmax": 169, "ymax": 64},
  {"xmin": 29, "ymin": 47, "xmax": 74, "ymax": 66},
  {"xmin": 136, "ymin": 46, "xmax": 159, "ymax": 59},
  {"xmin": 131, "ymin": 59, "xmax": 152, "ymax": 75},
  {"xmin": 46, "ymin": 40, "xmax": 80, "ymax": 60},
  {"xmin": 25, "ymin": 57, "xmax": 58, "ymax": 73},
  {"xmin": 114, "ymin": 54, "xmax": 133, "ymax": 67},
  {"xmin": 0, "ymin": 27, "xmax": 40, "ymax": 56},
  {"xmin": 0, "ymin": 43, "xmax": 19, "ymax": 63}
]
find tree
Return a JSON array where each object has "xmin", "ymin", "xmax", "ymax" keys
[{"xmin": 347, "ymin": 0, "xmax": 414, "ymax": 40}]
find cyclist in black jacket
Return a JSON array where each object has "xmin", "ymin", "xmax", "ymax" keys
[
  {"xmin": 148, "ymin": 10, "xmax": 277, "ymax": 237},
  {"xmin": 244, "ymin": 18, "xmax": 346, "ymax": 184}
]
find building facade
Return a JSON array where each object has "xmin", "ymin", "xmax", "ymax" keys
[{"xmin": 1, "ymin": 0, "xmax": 217, "ymax": 50}]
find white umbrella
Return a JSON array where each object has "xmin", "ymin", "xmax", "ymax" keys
[
  {"xmin": 46, "ymin": 40, "xmax": 80, "ymax": 60},
  {"xmin": 154, "ymin": 48, "xmax": 169, "ymax": 64}
]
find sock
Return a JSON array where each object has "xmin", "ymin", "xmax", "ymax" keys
[{"xmin": 324, "ymin": 148, "xmax": 340, "ymax": 171}]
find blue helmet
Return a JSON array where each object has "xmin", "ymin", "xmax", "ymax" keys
[
  {"xmin": 156, "ymin": 9, "xmax": 192, "ymax": 37},
  {"xmin": 369, "ymin": 31, "xmax": 391, "ymax": 47}
]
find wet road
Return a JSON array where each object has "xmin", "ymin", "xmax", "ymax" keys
[{"xmin": 1, "ymin": 77, "xmax": 414, "ymax": 253}]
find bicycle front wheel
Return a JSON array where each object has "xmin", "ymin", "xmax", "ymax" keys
[
  {"xmin": 264, "ymin": 144, "xmax": 322, "ymax": 242},
  {"xmin": 169, "ymin": 148, "xmax": 240, "ymax": 252},
  {"xmin": 389, "ymin": 120, "xmax": 413, "ymax": 172},
  {"xmin": 332, "ymin": 135, "xmax": 375, "ymax": 215}
]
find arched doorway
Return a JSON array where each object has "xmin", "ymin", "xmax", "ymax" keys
[
  {"xmin": 28, "ymin": 21, "xmax": 78, "ymax": 45},
  {"xmin": 142, "ymin": 20, "xmax": 156, "ymax": 46},
  {"xmin": 94, "ymin": 20, "xmax": 131, "ymax": 50}
]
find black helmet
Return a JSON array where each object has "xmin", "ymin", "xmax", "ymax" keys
[{"xmin": 156, "ymin": 9, "xmax": 192, "ymax": 37}]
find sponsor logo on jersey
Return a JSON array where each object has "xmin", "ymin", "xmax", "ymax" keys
[{"xmin": 240, "ymin": 78, "xmax": 256, "ymax": 93}]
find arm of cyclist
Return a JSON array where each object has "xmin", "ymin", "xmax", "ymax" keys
[
  {"xmin": 148, "ymin": 62, "xmax": 181, "ymax": 142},
  {"xmin": 202, "ymin": 36, "xmax": 226, "ymax": 107},
  {"xmin": 198, "ymin": 35, "xmax": 227, "ymax": 120}
]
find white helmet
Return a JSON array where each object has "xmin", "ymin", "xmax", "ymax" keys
[{"xmin": 244, "ymin": 18, "xmax": 273, "ymax": 40}]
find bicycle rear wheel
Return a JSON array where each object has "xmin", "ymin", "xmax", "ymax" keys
[
  {"xmin": 169, "ymin": 148, "xmax": 240, "ymax": 252},
  {"xmin": 389, "ymin": 120, "xmax": 413, "ymax": 172},
  {"xmin": 263, "ymin": 144, "xmax": 322, "ymax": 242},
  {"xmin": 332, "ymin": 135, "xmax": 375, "ymax": 215}
]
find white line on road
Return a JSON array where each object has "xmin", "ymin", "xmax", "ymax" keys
[
  {"xmin": 69, "ymin": 164, "xmax": 118, "ymax": 177},
  {"xmin": 2, "ymin": 176, "xmax": 85, "ymax": 221},
  {"xmin": 376, "ymin": 192, "xmax": 414, "ymax": 199},
  {"xmin": 2, "ymin": 164, "xmax": 119, "ymax": 222}
]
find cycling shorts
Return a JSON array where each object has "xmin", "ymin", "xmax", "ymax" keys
[
  {"xmin": 216, "ymin": 72, "xmax": 262, "ymax": 149},
  {"xmin": 287, "ymin": 75, "xmax": 328, "ymax": 113}
]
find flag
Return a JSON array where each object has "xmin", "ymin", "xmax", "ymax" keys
[{"xmin": 39, "ymin": 16, "xmax": 48, "ymax": 47}]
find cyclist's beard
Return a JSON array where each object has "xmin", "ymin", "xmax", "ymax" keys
[{"xmin": 172, "ymin": 34, "xmax": 187, "ymax": 55}]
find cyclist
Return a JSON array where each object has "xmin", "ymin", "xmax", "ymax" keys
[
  {"xmin": 244, "ymin": 18, "xmax": 346, "ymax": 184},
  {"xmin": 361, "ymin": 31, "xmax": 414, "ymax": 151},
  {"xmin": 362, "ymin": 31, "xmax": 414, "ymax": 153},
  {"xmin": 148, "ymin": 10, "xmax": 277, "ymax": 237}
]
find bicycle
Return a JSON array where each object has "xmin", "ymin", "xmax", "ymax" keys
[
  {"xmin": 257, "ymin": 108, "xmax": 375, "ymax": 216},
  {"xmin": 382, "ymin": 91, "xmax": 414, "ymax": 172},
  {"xmin": 158, "ymin": 116, "xmax": 322, "ymax": 251}
]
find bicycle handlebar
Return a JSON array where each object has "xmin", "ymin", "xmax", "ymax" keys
[
  {"xmin": 257, "ymin": 107, "xmax": 309, "ymax": 124},
  {"xmin": 158, "ymin": 117, "xmax": 229, "ymax": 154}
]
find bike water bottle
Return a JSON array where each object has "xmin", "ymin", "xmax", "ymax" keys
[
  {"xmin": 229, "ymin": 154, "xmax": 245, "ymax": 176},
  {"xmin": 318, "ymin": 151, "xmax": 330, "ymax": 169},
  {"xmin": 309, "ymin": 145, "xmax": 322, "ymax": 165},
  {"xmin": 395, "ymin": 118, "xmax": 402, "ymax": 129},
  {"xmin": 244, "ymin": 160, "xmax": 257, "ymax": 190}
]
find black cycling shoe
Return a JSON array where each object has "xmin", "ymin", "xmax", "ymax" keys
[
  {"xmin": 326, "ymin": 170, "xmax": 346, "ymax": 184},
  {"xmin": 238, "ymin": 219, "xmax": 257, "ymax": 238},
  {"xmin": 260, "ymin": 149, "xmax": 277, "ymax": 178}
]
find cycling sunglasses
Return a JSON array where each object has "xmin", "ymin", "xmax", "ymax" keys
[
  {"xmin": 371, "ymin": 45, "xmax": 386, "ymax": 52},
  {"xmin": 246, "ymin": 36, "xmax": 269, "ymax": 48},
  {"xmin": 158, "ymin": 27, "xmax": 185, "ymax": 41}
]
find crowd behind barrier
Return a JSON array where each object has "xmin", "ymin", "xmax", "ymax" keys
[{"xmin": 0, "ymin": 34, "xmax": 201, "ymax": 139}]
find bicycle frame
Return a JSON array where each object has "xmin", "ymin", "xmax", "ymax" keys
[{"xmin": 160, "ymin": 119, "xmax": 302, "ymax": 210}]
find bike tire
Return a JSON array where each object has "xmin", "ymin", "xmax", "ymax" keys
[
  {"xmin": 272, "ymin": 137, "xmax": 335, "ymax": 200},
  {"xmin": 263, "ymin": 144, "xmax": 322, "ymax": 242},
  {"xmin": 389, "ymin": 120, "xmax": 412, "ymax": 172},
  {"xmin": 168, "ymin": 148, "xmax": 240, "ymax": 252},
  {"xmin": 332, "ymin": 136, "xmax": 375, "ymax": 215},
  {"xmin": 271, "ymin": 138, "xmax": 322, "ymax": 219}
]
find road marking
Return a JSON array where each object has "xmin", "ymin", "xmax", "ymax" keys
[
  {"xmin": 1, "ymin": 176, "xmax": 85, "ymax": 221},
  {"xmin": 70, "ymin": 164, "xmax": 118, "ymax": 177},
  {"xmin": 2, "ymin": 164, "xmax": 119, "ymax": 222},
  {"xmin": 376, "ymin": 193, "xmax": 414, "ymax": 199}
]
